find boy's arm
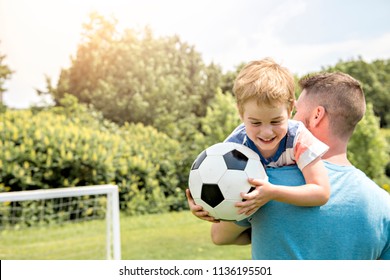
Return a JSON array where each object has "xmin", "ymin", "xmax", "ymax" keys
[
  {"xmin": 272, "ymin": 157, "xmax": 330, "ymax": 205},
  {"xmin": 237, "ymin": 158, "xmax": 330, "ymax": 215}
]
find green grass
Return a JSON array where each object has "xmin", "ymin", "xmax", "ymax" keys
[
  {"xmin": 0, "ymin": 219, "xmax": 108, "ymax": 260},
  {"xmin": 0, "ymin": 211, "xmax": 251, "ymax": 260},
  {"xmin": 121, "ymin": 211, "xmax": 251, "ymax": 260}
]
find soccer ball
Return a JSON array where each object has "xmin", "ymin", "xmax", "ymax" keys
[{"xmin": 189, "ymin": 142, "xmax": 267, "ymax": 221}]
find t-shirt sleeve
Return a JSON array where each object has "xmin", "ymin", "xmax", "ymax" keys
[
  {"xmin": 224, "ymin": 123, "xmax": 246, "ymax": 144},
  {"xmin": 293, "ymin": 123, "xmax": 329, "ymax": 170}
]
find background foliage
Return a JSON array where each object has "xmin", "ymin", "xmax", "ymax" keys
[
  {"xmin": 324, "ymin": 57, "xmax": 390, "ymax": 128},
  {"xmin": 0, "ymin": 98, "xmax": 185, "ymax": 214},
  {"xmin": 46, "ymin": 13, "xmax": 222, "ymax": 140},
  {"xmin": 0, "ymin": 13, "xmax": 389, "ymax": 220}
]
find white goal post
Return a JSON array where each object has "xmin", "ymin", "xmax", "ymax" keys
[{"xmin": 0, "ymin": 185, "xmax": 121, "ymax": 260}]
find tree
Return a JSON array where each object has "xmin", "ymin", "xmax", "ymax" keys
[
  {"xmin": 0, "ymin": 50, "xmax": 13, "ymax": 104},
  {"xmin": 324, "ymin": 57, "xmax": 390, "ymax": 128},
  {"xmin": 348, "ymin": 103, "xmax": 388, "ymax": 183},
  {"xmin": 198, "ymin": 88, "xmax": 241, "ymax": 148},
  {"xmin": 46, "ymin": 13, "xmax": 222, "ymax": 137}
]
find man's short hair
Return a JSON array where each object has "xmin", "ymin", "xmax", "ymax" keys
[{"xmin": 299, "ymin": 72, "xmax": 365, "ymax": 139}]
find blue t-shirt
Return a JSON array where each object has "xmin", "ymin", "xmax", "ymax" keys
[{"xmin": 236, "ymin": 163, "xmax": 390, "ymax": 260}]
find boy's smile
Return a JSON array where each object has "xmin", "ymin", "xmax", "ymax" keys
[{"xmin": 241, "ymin": 100, "xmax": 290, "ymax": 159}]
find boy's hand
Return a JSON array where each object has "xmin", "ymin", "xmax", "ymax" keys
[
  {"xmin": 186, "ymin": 189, "xmax": 220, "ymax": 223},
  {"xmin": 235, "ymin": 178, "xmax": 275, "ymax": 216}
]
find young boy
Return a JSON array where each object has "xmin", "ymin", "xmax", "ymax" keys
[{"xmin": 225, "ymin": 58, "xmax": 330, "ymax": 216}]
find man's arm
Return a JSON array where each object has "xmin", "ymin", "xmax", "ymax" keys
[
  {"xmin": 211, "ymin": 221, "xmax": 251, "ymax": 245},
  {"xmin": 186, "ymin": 188, "xmax": 251, "ymax": 245}
]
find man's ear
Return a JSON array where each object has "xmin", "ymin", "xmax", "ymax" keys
[{"xmin": 312, "ymin": 106, "xmax": 326, "ymax": 127}]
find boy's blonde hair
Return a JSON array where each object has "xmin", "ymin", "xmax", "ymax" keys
[{"xmin": 233, "ymin": 58, "xmax": 295, "ymax": 116}]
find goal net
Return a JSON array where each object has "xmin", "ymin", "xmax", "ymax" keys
[{"xmin": 0, "ymin": 185, "xmax": 121, "ymax": 260}]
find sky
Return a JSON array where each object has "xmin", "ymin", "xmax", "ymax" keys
[{"xmin": 1, "ymin": 0, "xmax": 390, "ymax": 108}]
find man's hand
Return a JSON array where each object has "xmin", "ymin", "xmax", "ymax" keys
[{"xmin": 186, "ymin": 189, "xmax": 220, "ymax": 223}]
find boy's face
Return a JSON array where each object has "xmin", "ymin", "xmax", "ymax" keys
[{"xmin": 241, "ymin": 100, "xmax": 290, "ymax": 159}]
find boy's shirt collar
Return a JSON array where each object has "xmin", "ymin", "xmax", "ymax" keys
[{"xmin": 245, "ymin": 134, "xmax": 287, "ymax": 166}]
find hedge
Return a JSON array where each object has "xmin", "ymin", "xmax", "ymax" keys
[{"xmin": 0, "ymin": 109, "xmax": 186, "ymax": 217}]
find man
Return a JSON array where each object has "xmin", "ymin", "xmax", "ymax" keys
[{"xmin": 187, "ymin": 72, "xmax": 390, "ymax": 259}]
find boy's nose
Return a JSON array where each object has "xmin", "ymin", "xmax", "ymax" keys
[{"xmin": 259, "ymin": 125, "xmax": 274, "ymax": 138}]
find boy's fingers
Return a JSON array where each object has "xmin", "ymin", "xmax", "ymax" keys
[
  {"xmin": 240, "ymin": 188, "xmax": 259, "ymax": 199},
  {"xmin": 236, "ymin": 196, "xmax": 255, "ymax": 208},
  {"xmin": 248, "ymin": 178, "xmax": 266, "ymax": 185}
]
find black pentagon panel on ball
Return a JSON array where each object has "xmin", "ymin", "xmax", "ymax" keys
[
  {"xmin": 191, "ymin": 150, "xmax": 207, "ymax": 170},
  {"xmin": 223, "ymin": 149, "xmax": 248, "ymax": 170},
  {"xmin": 201, "ymin": 184, "xmax": 225, "ymax": 208}
]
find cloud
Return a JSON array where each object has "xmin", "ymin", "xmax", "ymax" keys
[
  {"xmin": 261, "ymin": 0, "xmax": 307, "ymax": 34},
  {"xmin": 197, "ymin": 0, "xmax": 309, "ymax": 71},
  {"xmin": 282, "ymin": 32, "xmax": 390, "ymax": 74}
]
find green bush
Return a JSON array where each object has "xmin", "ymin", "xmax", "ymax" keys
[
  {"xmin": 0, "ymin": 109, "xmax": 185, "ymax": 217},
  {"xmin": 348, "ymin": 103, "xmax": 389, "ymax": 191}
]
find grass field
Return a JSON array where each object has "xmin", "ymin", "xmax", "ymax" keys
[
  {"xmin": 0, "ymin": 211, "xmax": 251, "ymax": 260},
  {"xmin": 121, "ymin": 211, "xmax": 251, "ymax": 260}
]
